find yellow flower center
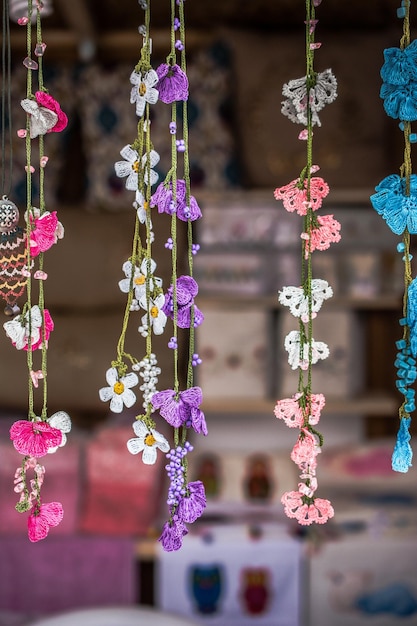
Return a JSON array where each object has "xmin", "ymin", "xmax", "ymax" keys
[
  {"xmin": 150, "ymin": 306, "xmax": 159, "ymax": 318},
  {"xmin": 139, "ymin": 82, "xmax": 147, "ymax": 96},
  {"xmin": 113, "ymin": 381, "xmax": 125, "ymax": 395},
  {"xmin": 143, "ymin": 201, "xmax": 149, "ymax": 210},
  {"xmin": 132, "ymin": 160, "xmax": 140, "ymax": 173},
  {"xmin": 134, "ymin": 275, "xmax": 146, "ymax": 285},
  {"xmin": 144, "ymin": 433, "xmax": 156, "ymax": 447}
]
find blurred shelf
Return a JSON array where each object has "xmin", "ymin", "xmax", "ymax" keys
[
  {"xmin": 199, "ymin": 294, "xmax": 402, "ymax": 311},
  {"xmin": 202, "ymin": 394, "xmax": 398, "ymax": 416}
]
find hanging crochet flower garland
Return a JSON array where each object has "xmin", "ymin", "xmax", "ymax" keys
[
  {"xmin": 100, "ymin": 0, "xmax": 206, "ymax": 551},
  {"xmin": 4, "ymin": 0, "xmax": 70, "ymax": 542},
  {"xmin": 273, "ymin": 0, "xmax": 339, "ymax": 526},
  {"xmin": 370, "ymin": 0, "xmax": 416, "ymax": 472}
]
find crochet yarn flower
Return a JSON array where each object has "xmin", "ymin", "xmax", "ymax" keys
[
  {"xmin": 10, "ymin": 419, "xmax": 62, "ymax": 457},
  {"xmin": 156, "ymin": 63, "xmax": 189, "ymax": 103},
  {"xmin": 278, "ymin": 278, "xmax": 333, "ymax": 322},
  {"xmin": 99, "ymin": 367, "xmax": 139, "ymax": 413},
  {"xmin": 115, "ymin": 145, "xmax": 160, "ymax": 191},
  {"xmin": 119, "ymin": 258, "xmax": 161, "ymax": 301},
  {"xmin": 281, "ymin": 68, "xmax": 338, "ymax": 127},
  {"xmin": 176, "ymin": 481, "xmax": 206, "ymax": 523},
  {"xmin": 126, "ymin": 419, "xmax": 170, "ymax": 464},
  {"xmin": 21, "ymin": 91, "xmax": 68, "ymax": 139},
  {"xmin": 380, "ymin": 41, "xmax": 417, "ymax": 121},
  {"xmin": 152, "ymin": 386, "xmax": 203, "ymax": 428},
  {"xmin": 284, "ymin": 330, "xmax": 329, "ymax": 370},
  {"xmin": 46, "ymin": 411, "xmax": 72, "ymax": 453},
  {"xmin": 27, "ymin": 501, "xmax": 64, "ymax": 542},
  {"xmin": 134, "ymin": 190, "xmax": 152, "ymax": 225},
  {"xmin": 162, "ymin": 275, "xmax": 204, "ymax": 329},
  {"xmin": 129, "ymin": 69, "xmax": 159, "ymax": 117},
  {"xmin": 29, "ymin": 210, "xmax": 63, "ymax": 257},
  {"xmin": 151, "ymin": 179, "xmax": 202, "ymax": 221},
  {"xmin": 281, "ymin": 490, "xmax": 334, "ymax": 525},
  {"xmin": 305, "ymin": 214, "xmax": 341, "ymax": 255},
  {"xmin": 158, "ymin": 518, "xmax": 188, "ymax": 552},
  {"xmin": 4, "ymin": 305, "xmax": 54, "ymax": 351},
  {"xmin": 291, "ymin": 429, "xmax": 321, "ymax": 467},
  {"xmin": 274, "ymin": 176, "xmax": 329, "ymax": 215},
  {"xmin": 370, "ymin": 173, "xmax": 417, "ymax": 235},
  {"xmin": 274, "ymin": 392, "xmax": 325, "ymax": 428},
  {"xmin": 139, "ymin": 293, "xmax": 168, "ymax": 335},
  {"xmin": 34, "ymin": 91, "xmax": 68, "ymax": 133}
]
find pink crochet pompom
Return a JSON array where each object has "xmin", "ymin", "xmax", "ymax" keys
[
  {"xmin": 28, "ymin": 501, "xmax": 64, "ymax": 542},
  {"xmin": 10, "ymin": 420, "xmax": 62, "ymax": 457},
  {"xmin": 35, "ymin": 91, "xmax": 68, "ymax": 133}
]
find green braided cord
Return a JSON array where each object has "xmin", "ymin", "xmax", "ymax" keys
[{"xmin": 25, "ymin": 0, "xmax": 35, "ymax": 420}]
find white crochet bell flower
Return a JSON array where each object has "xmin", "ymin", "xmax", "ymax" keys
[{"xmin": 284, "ymin": 330, "xmax": 329, "ymax": 370}]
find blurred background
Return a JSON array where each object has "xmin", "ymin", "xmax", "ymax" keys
[{"xmin": 1, "ymin": 1, "xmax": 417, "ymax": 625}]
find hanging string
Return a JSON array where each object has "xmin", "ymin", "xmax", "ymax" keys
[{"xmin": 1, "ymin": 0, "xmax": 13, "ymax": 197}]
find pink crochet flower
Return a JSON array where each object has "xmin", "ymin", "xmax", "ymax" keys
[
  {"xmin": 30, "ymin": 309, "xmax": 54, "ymax": 351},
  {"xmin": 29, "ymin": 211, "xmax": 62, "ymax": 256},
  {"xmin": 274, "ymin": 395, "xmax": 304, "ymax": 428},
  {"xmin": 274, "ymin": 176, "xmax": 329, "ymax": 215},
  {"xmin": 281, "ymin": 490, "xmax": 334, "ymax": 525},
  {"xmin": 291, "ymin": 429, "xmax": 321, "ymax": 467},
  {"xmin": 304, "ymin": 214, "xmax": 341, "ymax": 256},
  {"xmin": 10, "ymin": 420, "xmax": 62, "ymax": 457},
  {"xmin": 307, "ymin": 393, "xmax": 326, "ymax": 425},
  {"xmin": 28, "ymin": 501, "xmax": 64, "ymax": 542},
  {"xmin": 35, "ymin": 91, "xmax": 68, "ymax": 133}
]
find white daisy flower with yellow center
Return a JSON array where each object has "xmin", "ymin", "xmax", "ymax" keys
[
  {"xmin": 114, "ymin": 145, "xmax": 160, "ymax": 191},
  {"xmin": 134, "ymin": 190, "xmax": 152, "ymax": 226},
  {"xmin": 99, "ymin": 367, "xmax": 139, "ymax": 413},
  {"xmin": 139, "ymin": 293, "xmax": 167, "ymax": 335},
  {"xmin": 129, "ymin": 69, "xmax": 159, "ymax": 118},
  {"xmin": 119, "ymin": 258, "xmax": 162, "ymax": 301},
  {"xmin": 127, "ymin": 419, "xmax": 169, "ymax": 465}
]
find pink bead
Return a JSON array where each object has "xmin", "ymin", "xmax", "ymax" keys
[
  {"xmin": 313, "ymin": 0, "xmax": 323, "ymax": 5},
  {"xmin": 25, "ymin": 165, "xmax": 35, "ymax": 174},
  {"xmin": 23, "ymin": 57, "xmax": 39, "ymax": 70},
  {"xmin": 17, "ymin": 129, "xmax": 27, "ymax": 138},
  {"xmin": 40, "ymin": 156, "xmax": 49, "ymax": 168},
  {"xmin": 298, "ymin": 129, "xmax": 308, "ymax": 140},
  {"xmin": 34, "ymin": 42, "xmax": 47, "ymax": 57},
  {"xmin": 310, "ymin": 42, "xmax": 322, "ymax": 50},
  {"xmin": 17, "ymin": 17, "xmax": 29, "ymax": 25},
  {"xmin": 310, "ymin": 164, "xmax": 320, "ymax": 173},
  {"xmin": 34, "ymin": 270, "xmax": 48, "ymax": 280}
]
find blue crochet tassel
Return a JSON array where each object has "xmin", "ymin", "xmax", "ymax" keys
[{"xmin": 392, "ymin": 417, "xmax": 413, "ymax": 473}]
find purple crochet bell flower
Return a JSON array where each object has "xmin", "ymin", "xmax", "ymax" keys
[
  {"xmin": 188, "ymin": 407, "xmax": 208, "ymax": 435},
  {"xmin": 150, "ymin": 180, "xmax": 202, "ymax": 222},
  {"xmin": 156, "ymin": 63, "xmax": 189, "ymax": 103},
  {"xmin": 158, "ymin": 518, "xmax": 188, "ymax": 552},
  {"xmin": 162, "ymin": 275, "xmax": 204, "ymax": 329},
  {"xmin": 177, "ymin": 481, "xmax": 207, "ymax": 523},
  {"xmin": 152, "ymin": 386, "xmax": 203, "ymax": 428}
]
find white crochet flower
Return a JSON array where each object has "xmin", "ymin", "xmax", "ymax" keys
[
  {"xmin": 130, "ymin": 69, "xmax": 159, "ymax": 118},
  {"xmin": 279, "ymin": 279, "xmax": 333, "ymax": 322},
  {"xmin": 114, "ymin": 145, "xmax": 160, "ymax": 191},
  {"xmin": 99, "ymin": 367, "xmax": 139, "ymax": 413},
  {"xmin": 134, "ymin": 190, "xmax": 152, "ymax": 226},
  {"xmin": 46, "ymin": 411, "xmax": 72, "ymax": 454},
  {"xmin": 281, "ymin": 69, "xmax": 337, "ymax": 127},
  {"xmin": 139, "ymin": 293, "xmax": 167, "ymax": 335},
  {"xmin": 119, "ymin": 258, "xmax": 162, "ymax": 301},
  {"xmin": 127, "ymin": 419, "xmax": 169, "ymax": 465},
  {"xmin": 284, "ymin": 330, "xmax": 329, "ymax": 370}
]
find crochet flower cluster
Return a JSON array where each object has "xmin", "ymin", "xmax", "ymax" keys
[
  {"xmin": 281, "ymin": 69, "xmax": 337, "ymax": 127},
  {"xmin": 370, "ymin": 174, "xmax": 417, "ymax": 235},
  {"xmin": 380, "ymin": 39, "xmax": 417, "ymax": 121}
]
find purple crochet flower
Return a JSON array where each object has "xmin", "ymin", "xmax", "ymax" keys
[
  {"xmin": 188, "ymin": 407, "xmax": 208, "ymax": 435},
  {"xmin": 177, "ymin": 481, "xmax": 207, "ymax": 523},
  {"xmin": 162, "ymin": 275, "xmax": 204, "ymax": 329},
  {"xmin": 152, "ymin": 386, "xmax": 203, "ymax": 428},
  {"xmin": 156, "ymin": 63, "xmax": 189, "ymax": 103},
  {"xmin": 158, "ymin": 518, "xmax": 188, "ymax": 552},
  {"xmin": 150, "ymin": 180, "xmax": 202, "ymax": 222}
]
